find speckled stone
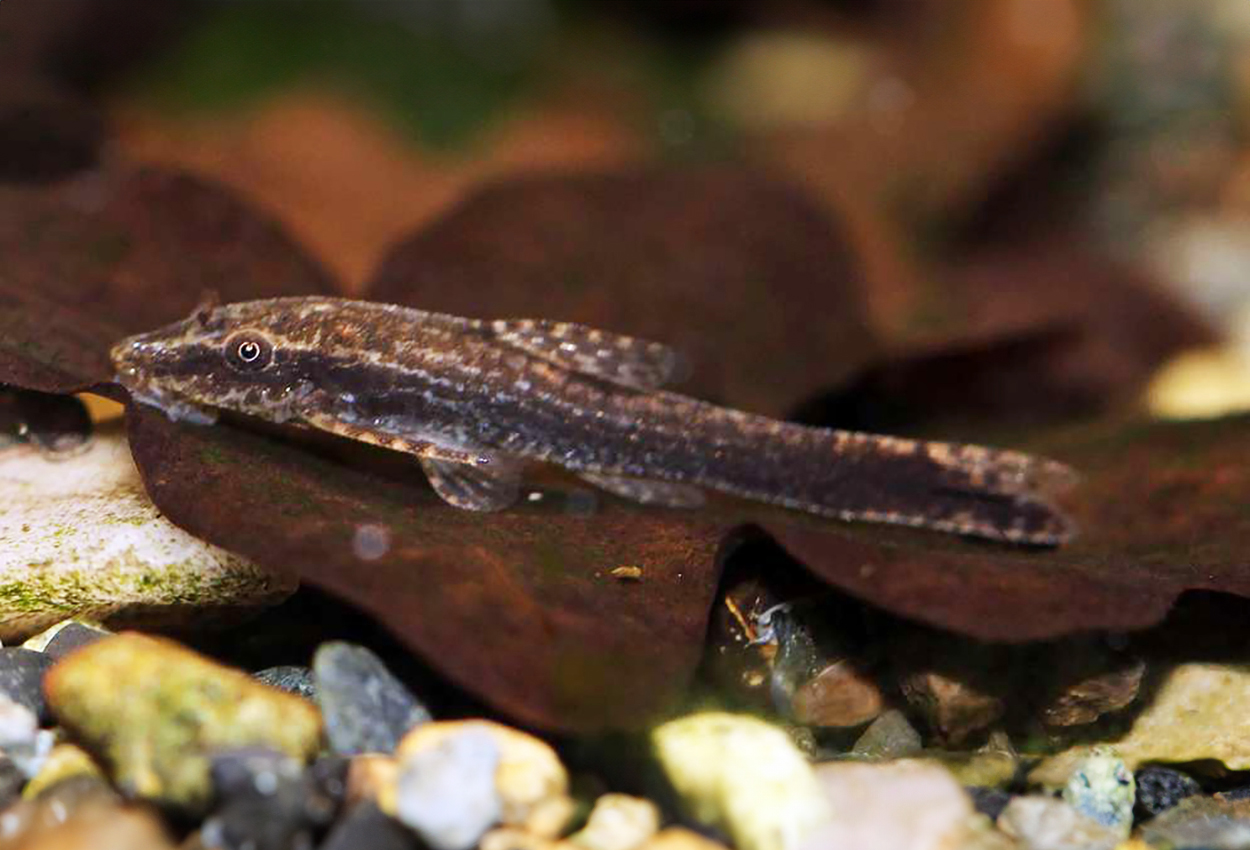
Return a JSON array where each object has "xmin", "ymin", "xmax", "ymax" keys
[
  {"xmin": 1134, "ymin": 766, "xmax": 1202, "ymax": 819},
  {"xmin": 313, "ymin": 642, "xmax": 430, "ymax": 756},
  {"xmin": 44, "ymin": 633, "xmax": 323, "ymax": 811},
  {"xmin": 253, "ymin": 665, "xmax": 316, "ymax": 700},
  {"xmin": 1061, "ymin": 751, "xmax": 1134, "ymax": 835}
]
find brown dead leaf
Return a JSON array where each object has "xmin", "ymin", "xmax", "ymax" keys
[
  {"xmin": 365, "ymin": 166, "xmax": 878, "ymax": 418},
  {"xmin": 0, "ymin": 163, "xmax": 338, "ymax": 336},
  {"xmin": 125, "ymin": 405, "xmax": 725, "ymax": 731},
  {"xmin": 3, "ymin": 164, "xmax": 1250, "ymax": 731}
]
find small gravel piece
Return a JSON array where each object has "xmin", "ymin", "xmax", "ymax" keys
[
  {"xmin": 0, "ymin": 648, "xmax": 54, "ymax": 721},
  {"xmin": 320, "ymin": 800, "xmax": 422, "ymax": 850},
  {"xmin": 202, "ymin": 749, "xmax": 345, "ymax": 850},
  {"xmin": 570, "ymin": 794, "xmax": 661, "ymax": 850},
  {"xmin": 998, "ymin": 796, "xmax": 1123, "ymax": 850},
  {"xmin": 21, "ymin": 620, "xmax": 112, "ymax": 657},
  {"xmin": 0, "ymin": 755, "xmax": 24, "ymax": 809},
  {"xmin": 0, "ymin": 696, "xmax": 52, "ymax": 777},
  {"xmin": 653, "ymin": 713, "xmax": 831, "ymax": 850},
  {"xmin": 37, "ymin": 622, "xmax": 112, "ymax": 659},
  {"xmin": 1061, "ymin": 751, "xmax": 1134, "ymax": 835},
  {"xmin": 851, "ymin": 710, "xmax": 923, "ymax": 760},
  {"xmin": 1135, "ymin": 765, "xmax": 1202, "ymax": 818},
  {"xmin": 313, "ymin": 642, "xmax": 430, "ymax": 756},
  {"xmin": 966, "ymin": 787, "xmax": 1012, "ymax": 821},
  {"xmin": 393, "ymin": 725, "xmax": 503, "ymax": 850}
]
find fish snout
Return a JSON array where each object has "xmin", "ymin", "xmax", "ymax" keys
[{"xmin": 109, "ymin": 332, "xmax": 164, "ymax": 385}]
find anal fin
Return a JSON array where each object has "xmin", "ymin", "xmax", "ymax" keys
[
  {"xmin": 580, "ymin": 472, "xmax": 705, "ymax": 508},
  {"xmin": 421, "ymin": 456, "xmax": 522, "ymax": 512}
]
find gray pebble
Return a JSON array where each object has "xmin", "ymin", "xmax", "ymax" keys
[
  {"xmin": 0, "ymin": 648, "xmax": 54, "ymax": 722},
  {"xmin": 204, "ymin": 749, "xmax": 345, "ymax": 850},
  {"xmin": 851, "ymin": 710, "xmax": 922, "ymax": 760},
  {"xmin": 967, "ymin": 786, "xmax": 1013, "ymax": 821},
  {"xmin": 319, "ymin": 801, "xmax": 420, "ymax": 850},
  {"xmin": 38, "ymin": 622, "xmax": 111, "ymax": 659},
  {"xmin": 0, "ymin": 756, "xmax": 22, "ymax": 809},
  {"xmin": 313, "ymin": 642, "xmax": 430, "ymax": 755}
]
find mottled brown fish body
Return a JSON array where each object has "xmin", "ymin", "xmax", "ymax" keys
[{"xmin": 110, "ymin": 296, "xmax": 1075, "ymax": 545}]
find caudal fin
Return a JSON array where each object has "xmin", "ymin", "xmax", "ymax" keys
[{"xmin": 705, "ymin": 424, "xmax": 1077, "ymax": 546}]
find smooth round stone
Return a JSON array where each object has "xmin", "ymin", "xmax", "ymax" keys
[
  {"xmin": 313, "ymin": 642, "xmax": 430, "ymax": 756},
  {"xmin": 386, "ymin": 720, "xmax": 571, "ymax": 836},
  {"xmin": 393, "ymin": 726, "xmax": 502, "ymax": 850}
]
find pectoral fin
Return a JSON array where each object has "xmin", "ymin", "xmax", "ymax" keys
[
  {"xmin": 580, "ymin": 472, "xmax": 706, "ymax": 508},
  {"xmin": 490, "ymin": 319, "xmax": 688, "ymax": 390},
  {"xmin": 420, "ymin": 456, "xmax": 522, "ymax": 512}
]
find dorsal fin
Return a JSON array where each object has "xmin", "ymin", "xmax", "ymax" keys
[{"xmin": 489, "ymin": 319, "xmax": 688, "ymax": 390}]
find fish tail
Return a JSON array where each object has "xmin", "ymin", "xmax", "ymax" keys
[{"xmin": 705, "ymin": 421, "xmax": 1077, "ymax": 546}]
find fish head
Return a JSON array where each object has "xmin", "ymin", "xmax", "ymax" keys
[{"xmin": 110, "ymin": 295, "xmax": 318, "ymax": 421}]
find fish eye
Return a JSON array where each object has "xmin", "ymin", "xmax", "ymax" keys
[{"xmin": 224, "ymin": 332, "xmax": 274, "ymax": 372}]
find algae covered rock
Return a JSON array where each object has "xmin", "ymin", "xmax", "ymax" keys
[
  {"xmin": 44, "ymin": 633, "xmax": 323, "ymax": 811},
  {"xmin": 652, "ymin": 713, "xmax": 831, "ymax": 850},
  {"xmin": 0, "ymin": 426, "xmax": 294, "ymax": 639}
]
